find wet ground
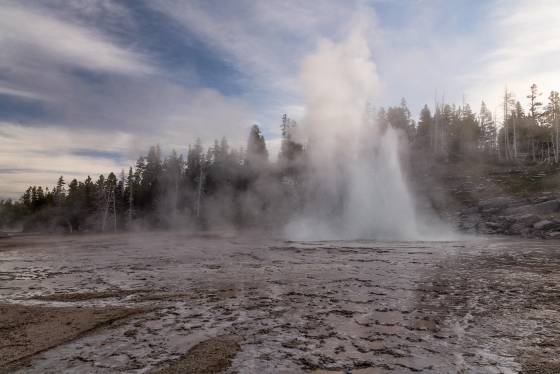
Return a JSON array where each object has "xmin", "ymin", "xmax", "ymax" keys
[{"xmin": 0, "ymin": 232, "xmax": 559, "ymax": 373}]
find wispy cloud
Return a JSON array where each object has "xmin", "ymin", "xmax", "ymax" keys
[
  {"xmin": 1, "ymin": 0, "xmax": 559, "ymax": 198},
  {"xmin": 149, "ymin": 1, "xmax": 360, "ymax": 102},
  {"xmin": 0, "ymin": 1, "xmax": 254, "ymax": 198},
  {"xmin": 0, "ymin": 122, "xmax": 133, "ymax": 197},
  {"xmin": 466, "ymin": 0, "xmax": 560, "ymax": 114},
  {"xmin": 0, "ymin": 5, "xmax": 153, "ymax": 78},
  {"xmin": 0, "ymin": 86, "xmax": 51, "ymax": 102}
]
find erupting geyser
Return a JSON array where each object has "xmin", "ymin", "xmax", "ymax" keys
[{"xmin": 286, "ymin": 22, "xmax": 420, "ymax": 240}]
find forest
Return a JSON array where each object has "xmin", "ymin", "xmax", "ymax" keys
[{"xmin": 1, "ymin": 84, "xmax": 559, "ymax": 233}]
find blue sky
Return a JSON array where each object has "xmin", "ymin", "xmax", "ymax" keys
[{"xmin": 1, "ymin": 0, "xmax": 559, "ymax": 197}]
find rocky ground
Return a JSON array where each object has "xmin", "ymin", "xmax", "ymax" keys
[
  {"xmin": 412, "ymin": 161, "xmax": 560, "ymax": 239},
  {"xmin": 1, "ymin": 232, "xmax": 559, "ymax": 373},
  {"xmin": 459, "ymin": 193, "xmax": 560, "ymax": 238}
]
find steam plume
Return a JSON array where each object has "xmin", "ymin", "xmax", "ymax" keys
[{"xmin": 286, "ymin": 20, "xmax": 419, "ymax": 240}]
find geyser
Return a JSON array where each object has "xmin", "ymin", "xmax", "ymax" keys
[{"xmin": 286, "ymin": 23, "xmax": 419, "ymax": 240}]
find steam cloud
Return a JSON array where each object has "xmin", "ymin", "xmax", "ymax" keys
[{"xmin": 286, "ymin": 22, "xmax": 420, "ymax": 240}]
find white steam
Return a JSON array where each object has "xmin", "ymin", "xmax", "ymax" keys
[{"xmin": 286, "ymin": 22, "xmax": 420, "ymax": 240}]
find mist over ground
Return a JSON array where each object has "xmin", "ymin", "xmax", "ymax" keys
[
  {"xmin": 1, "ymin": 2, "xmax": 560, "ymax": 241},
  {"xmin": 2, "ymin": 2, "xmax": 560, "ymax": 374}
]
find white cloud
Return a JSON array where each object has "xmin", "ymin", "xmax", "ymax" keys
[
  {"xmin": 0, "ymin": 123, "xmax": 134, "ymax": 198},
  {"xmin": 2, "ymin": 0, "xmax": 559, "ymax": 198},
  {"xmin": 0, "ymin": 5, "xmax": 153, "ymax": 78},
  {"xmin": 0, "ymin": 2, "xmax": 160, "ymax": 197},
  {"xmin": 148, "ymin": 0, "xmax": 376, "ymax": 148},
  {"xmin": 0, "ymin": 78, "xmax": 254, "ymax": 198},
  {"xmin": 149, "ymin": 1, "xmax": 359, "ymax": 98},
  {"xmin": 466, "ymin": 0, "xmax": 560, "ymax": 117},
  {"xmin": 0, "ymin": 85, "xmax": 51, "ymax": 102}
]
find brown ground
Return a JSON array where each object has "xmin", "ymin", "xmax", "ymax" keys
[
  {"xmin": 153, "ymin": 335, "xmax": 242, "ymax": 374},
  {"xmin": 0, "ymin": 303, "xmax": 142, "ymax": 372}
]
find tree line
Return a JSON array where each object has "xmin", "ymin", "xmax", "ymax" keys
[
  {"xmin": 412, "ymin": 84, "xmax": 560, "ymax": 163},
  {"xmin": 1, "ymin": 84, "xmax": 559, "ymax": 232}
]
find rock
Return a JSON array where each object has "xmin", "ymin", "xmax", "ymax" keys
[
  {"xmin": 534, "ymin": 220, "xmax": 555, "ymax": 230},
  {"xmin": 517, "ymin": 227, "xmax": 534, "ymax": 237},
  {"xmin": 529, "ymin": 192, "xmax": 556, "ymax": 204},
  {"xmin": 482, "ymin": 207, "xmax": 502, "ymax": 215},
  {"xmin": 503, "ymin": 204, "xmax": 533, "ymax": 216},
  {"xmin": 508, "ymin": 214, "xmax": 542, "ymax": 233},
  {"xmin": 515, "ymin": 214, "xmax": 541, "ymax": 225},
  {"xmin": 532, "ymin": 200, "xmax": 560, "ymax": 215},
  {"xmin": 461, "ymin": 207, "xmax": 479, "ymax": 215},
  {"xmin": 479, "ymin": 197, "xmax": 514, "ymax": 211},
  {"xmin": 502, "ymin": 200, "xmax": 560, "ymax": 216},
  {"xmin": 477, "ymin": 222, "xmax": 497, "ymax": 234},
  {"xmin": 476, "ymin": 220, "xmax": 506, "ymax": 234},
  {"xmin": 484, "ymin": 222, "xmax": 503, "ymax": 230},
  {"xmin": 459, "ymin": 215, "xmax": 482, "ymax": 230}
]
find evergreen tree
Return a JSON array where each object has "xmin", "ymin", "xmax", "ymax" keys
[
  {"xmin": 387, "ymin": 98, "xmax": 415, "ymax": 141},
  {"xmin": 54, "ymin": 176, "xmax": 66, "ymax": 206},
  {"xmin": 416, "ymin": 105, "xmax": 432, "ymax": 151},
  {"xmin": 479, "ymin": 101, "xmax": 496, "ymax": 156},
  {"xmin": 279, "ymin": 114, "xmax": 304, "ymax": 167},
  {"xmin": 246, "ymin": 124, "xmax": 268, "ymax": 169},
  {"xmin": 125, "ymin": 167, "xmax": 135, "ymax": 225},
  {"xmin": 527, "ymin": 84, "xmax": 543, "ymax": 120},
  {"xmin": 544, "ymin": 91, "xmax": 560, "ymax": 163}
]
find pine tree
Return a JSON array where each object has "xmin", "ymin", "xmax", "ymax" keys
[
  {"xmin": 101, "ymin": 173, "xmax": 118, "ymax": 232},
  {"xmin": 246, "ymin": 124, "xmax": 268, "ymax": 169},
  {"xmin": 386, "ymin": 98, "xmax": 415, "ymax": 141},
  {"xmin": 279, "ymin": 114, "xmax": 304, "ymax": 165},
  {"xmin": 502, "ymin": 88, "xmax": 516, "ymax": 160},
  {"xmin": 54, "ymin": 176, "xmax": 66, "ymax": 206},
  {"xmin": 125, "ymin": 167, "xmax": 135, "ymax": 225},
  {"xmin": 416, "ymin": 105, "xmax": 432, "ymax": 151},
  {"xmin": 545, "ymin": 91, "xmax": 560, "ymax": 163},
  {"xmin": 479, "ymin": 102, "xmax": 495, "ymax": 155},
  {"xmin": 162, "ymin": 149, "xmax": 184, "ymax": 220},
  {"xmin": 527, "ymin": 84, "xmax": 543, "ymax": 119},
  {"xmin": 526, "ymin": 84, "xmax": 543, "ymax": 161}
]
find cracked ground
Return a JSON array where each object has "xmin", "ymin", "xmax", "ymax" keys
[{"xmin": 1, "ymin": 232, "xmax": 559, "ymax": 373}]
